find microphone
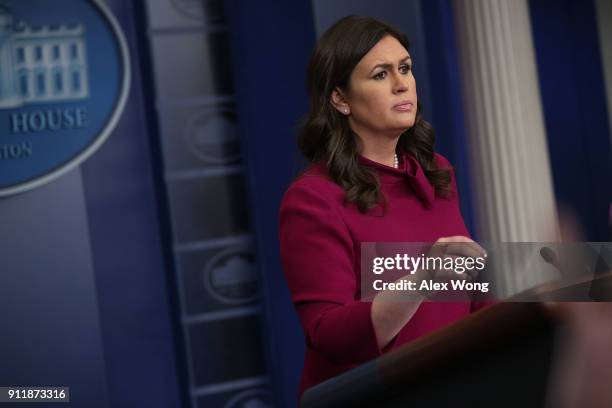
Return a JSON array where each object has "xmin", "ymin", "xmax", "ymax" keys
[{"xmin": 540, "ymin": 246, "xmax": 564, "ymax": 278}]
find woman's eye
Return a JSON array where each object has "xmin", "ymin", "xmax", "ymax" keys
[
  {"xmin": 400, "ymin": 64, "xmax": 412, "ymax": 74},
  {"xmin": 373, "ymin": 71, "xmax": 387, "ymax": 80}
]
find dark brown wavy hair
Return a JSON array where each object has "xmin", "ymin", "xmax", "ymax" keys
[{"xmin": 297, "ymin": 15, "xmax": 451, "ymax": 213}]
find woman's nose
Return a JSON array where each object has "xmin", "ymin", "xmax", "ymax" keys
[{"xmin": 393, "ymin": 75, "xmax": 409, "ymax": 93}]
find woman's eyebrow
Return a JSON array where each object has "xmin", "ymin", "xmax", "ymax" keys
[{"xmin": 369, "ymin": 56, "xmax": 412, "ymax": 75}]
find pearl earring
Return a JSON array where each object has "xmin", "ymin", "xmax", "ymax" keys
[{"xmin": 344, "ymin": 108, "xmax": 349, "ymax": 114}]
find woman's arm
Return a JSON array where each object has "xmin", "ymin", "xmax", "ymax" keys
[
  {"xmin": 371, "ymin": 289, "xmax": 424, "ymax": 349},
  {"xmin": 280, "ymin": 183, "xmax": 409, "ymax": 364},
  {"xmin": 280, "ymin": 182, "xmax": 485, "ymax": 361}
]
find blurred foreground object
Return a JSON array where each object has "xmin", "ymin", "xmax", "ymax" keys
[
  {"xmin": 302, "ymin": 299, "xmax": 612, "ymax": 407},
  {"xmin": 545, "ymin": 302, "xmax": 612, "ymax": 408}
]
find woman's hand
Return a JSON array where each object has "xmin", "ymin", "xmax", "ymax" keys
[
  {"xmin": 372, "ymin": 236, "xmax": 488, "ymax": 349},
  {"xmin": 413, "ymin": 236, "xmax": 488, "ymax": 297}
]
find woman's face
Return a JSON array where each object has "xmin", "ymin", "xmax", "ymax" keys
[{"xmin": 332, "ymin": 35, "xmax": 417, "ymax": 139}]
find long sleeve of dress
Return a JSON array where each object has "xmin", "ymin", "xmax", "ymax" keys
[{"xmin": 279, "ymin": 183, "xmax": 386, "ymax": 365}]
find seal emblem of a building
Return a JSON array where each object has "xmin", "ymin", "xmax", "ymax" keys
[{"xmin": 0, "ymin": 0, "xmax": 130, "ymax": 196}]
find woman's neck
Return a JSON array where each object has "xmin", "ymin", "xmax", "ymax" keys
[{"xmin": 357, "ymin": 137, "xmax": 400, "ymax": 168}]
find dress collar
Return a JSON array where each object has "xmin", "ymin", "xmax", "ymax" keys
[{"xmin": 357, "ymin": 150, "xmax": 435, "ymax": 209}]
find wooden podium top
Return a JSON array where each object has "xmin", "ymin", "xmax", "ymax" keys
[
  {"xmin": 301, "ymin": 302, "xmax": 554, "ymax": 408},
  {"xmin": 302, "ymin": 273, "xmax": 612, "ymax": 407}
]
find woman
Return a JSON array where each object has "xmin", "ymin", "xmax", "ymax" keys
[{"xmin": 279, "ymin": 15, "xmax": 492, "ymax": 396}]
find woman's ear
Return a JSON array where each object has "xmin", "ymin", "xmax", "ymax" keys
[{"xmin": 330, "ymin": 87, "xmax": 350, "ymax": 115}]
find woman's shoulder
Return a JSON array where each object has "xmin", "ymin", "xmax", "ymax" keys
[
  {"xmin": 431, "ymin": 152, "xmax": 460, "ymax": 199},
  {"xmin": 433, "ymin": 152, "xmax": 454, "ymax": 170},
  {"xmin": 281, "ymin": 163, "xmax": 345, "ymax": 208}
]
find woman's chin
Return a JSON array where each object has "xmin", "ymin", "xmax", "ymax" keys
[{"xmin": 389, "ymin": 119, "xmax": 416, "ymax": 132}]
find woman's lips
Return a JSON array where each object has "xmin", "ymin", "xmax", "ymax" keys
[{"xmin": 392, "ymin": 102, "xmax": 414, "ymax": 111}]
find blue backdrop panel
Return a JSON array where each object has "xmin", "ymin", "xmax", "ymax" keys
[
  {"xmin": 80, "ymin": 1, "xmax": 184, "ymax": 407},
  {"xmin": 224, "ymin": 1, "xmax": 317, "ymax": 406},
  {"xmin": 529, "ymin": 0, "xmax": 612, "ymax": 241},
  {"xmin": 0, "ymin": 170, "xmax": 109, "ymax": 408},
  {"xmin": 420, "ymin": 0, "xmax": 476, "ymax": 237}
]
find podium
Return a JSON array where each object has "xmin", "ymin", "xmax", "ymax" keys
[{"xmin": 301, "ymin": 303, "xmax": 558, "ymax": 408}]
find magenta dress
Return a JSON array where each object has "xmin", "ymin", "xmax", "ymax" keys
[{"xmin": 279, "ymin": 149, "xmax": 493, "ymax": 396}]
